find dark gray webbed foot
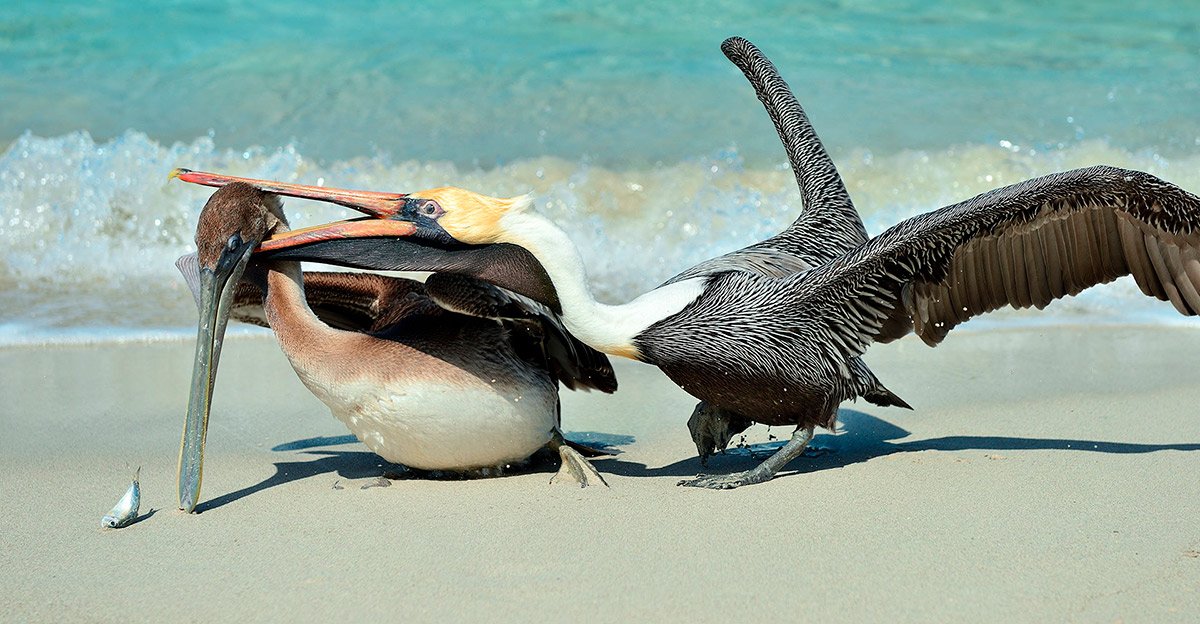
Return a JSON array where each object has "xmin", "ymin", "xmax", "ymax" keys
[
  {"xmin": 677, "ymin": 468, "xmax": 772, "ymax": 490},
  {"xmin": 687, "ymin": 402, "xmax": 752, "ymax": 466},
  {"xmin": 678, "ymin": 425, "xmax": 816, "ymax": 490}
]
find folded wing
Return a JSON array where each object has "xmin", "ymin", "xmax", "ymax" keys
[{"xmin": 219, "ymin": 268, "xmax": 617, "ymax": 394}]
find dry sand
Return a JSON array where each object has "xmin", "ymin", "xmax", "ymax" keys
[{"xmin": 2, "ymin": 326, "xmax": 1199, "ymax": 622}]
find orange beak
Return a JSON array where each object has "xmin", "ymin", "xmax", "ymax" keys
[
  {"xmin": 255, "ymin": 218, "xmax": 419, "ymax": 253},
  {"xmin": 169, "ymin": 168, "xmax": 407, "ymax": 219},
  {"xmin": 168, "ymin": 167, "xmax": 563, "ymax": 310},
  {"xmin": 170, "ymin": 167, "xmax": 427, "ymax": 253}
]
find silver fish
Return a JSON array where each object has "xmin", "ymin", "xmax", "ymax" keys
[{"xmin": 102, "ymin": 468, "xmax": 141, "ymax": 529}]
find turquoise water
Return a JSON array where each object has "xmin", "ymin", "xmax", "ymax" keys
[{"xmin": 2, "ymin": 1, "xmax": 1199, "ymax": 341}]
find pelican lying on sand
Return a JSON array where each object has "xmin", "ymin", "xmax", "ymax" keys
[
  {"xmin": 175, "ymin": 182, "xmax": 616, "ymax": 512},
  {"xmin": 173, "ymin": 38, "xmax": 1200, "ymax": 490}
]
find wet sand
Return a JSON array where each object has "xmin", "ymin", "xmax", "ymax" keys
[{"xmin": 2, "ymin": 326, "xmax": 1199, "ymax": 622}]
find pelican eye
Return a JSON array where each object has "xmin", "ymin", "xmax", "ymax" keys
[
  {"xmin": 226, "ymin": 234, "xmax": 241, "ymax": 251},
  {"xmin": 419, "ymin": 201, "xmax": 439, "ymax": 216}
]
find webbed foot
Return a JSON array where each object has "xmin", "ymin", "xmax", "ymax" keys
[
  {"xmin": 677, "ymin": 468, "xmax": 771, "ymax": 490},
  {"xmin": 547, "ymin": 429, "xmax": 609, "ymax": 488},
  {"xmin": 677, "ymin": 425, "xmax": 816, "ymax": 490},
  {"xmin": 551, "ymin": 444, "xmax": 609, "ymax": 488}
]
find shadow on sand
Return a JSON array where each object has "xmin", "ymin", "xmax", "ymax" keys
[
  {"xmin": 195, "ymin": 431, "xmax": 636, "ymax": 513},
  {"xmin": 195, "ymin": 449, "xmax": 392, "ymax": 513},
  {"xmin": 597, "ymin": 408, "xmax": 1200, "ymax": 480},
  {"xmin": 196, "ymin": 412, "xmax": 1200, "ymax": 511}
]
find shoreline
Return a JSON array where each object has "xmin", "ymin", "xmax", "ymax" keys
[
  {"xmin": 4, "ymin": 325, "xmax": 1199, "ymax": 621},
  {"xmin": 2, "ymin": 318, "xmax": 1196, "ymax": 350}
]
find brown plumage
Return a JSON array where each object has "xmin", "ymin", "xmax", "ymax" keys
[
  {"xmin": 182, "ymin": 165, "xmax": 1200, "ymax": 493},
  {"xmin": 170, "ymin": 40, "xmax": 1200, "ymax": 493},
  {"xmin": 638, "ymin": 167, "xmax": 1200, "ymax": 444},
  {"xmin": 175, "ymin": 182, "xmax": 615, "ymax": 512},
  {"xmin": 934, "ymin": 191, "xmax": 1197, "ymax": 334},
  {"xmin": 825, "ymin": 166, "xmax": 1200, "ymax": 347},
  {"xmin": 223, "ymin": 269, "xmax": 616, "ymax": 392}
]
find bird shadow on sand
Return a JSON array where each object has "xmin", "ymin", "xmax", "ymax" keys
[
  {"xmin": 195, "ymin": 410, "xmax": 1200, "ymax": 511},
  {"xmin": 195, "ymin": 448, "xmax": 393, "ymax": 513},
  {"xmin": 594, "ymin": 409, "xmax": 1200, "ymax": 481},
  {"xmin": 195, "ymin": 431, "xmax": 637, "ymax": 513}
]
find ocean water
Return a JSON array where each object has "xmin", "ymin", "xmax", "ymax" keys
[{"xmin": 2, "ymin": 1, "xmax": 1199, "ymax": 344}]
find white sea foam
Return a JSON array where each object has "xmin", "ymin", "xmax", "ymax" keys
[{"xmin": 2, "ymin": 130, "xmax": 1199, "ymax": 344}]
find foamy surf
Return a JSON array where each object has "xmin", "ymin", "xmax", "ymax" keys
[{"xmin": 2, "ymin": 129, "xmax": 1199, "ymax": 344}]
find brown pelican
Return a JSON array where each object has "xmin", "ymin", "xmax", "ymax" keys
[
  {"xmin": 662, "ymin": 36, "xmax": 909, "ymax": 463},
  {"xmin": 170, "ymin": 36, "xmax": 900, "ymax": 489},
  {"xmin": 176, "ymin": 181, "xmax": 617, "ymax": 512},
  {"xmin": 174, "ymin": 166, "xmax": 1200, "ymax": 492},
  {"xmin": 174, "ymin": 36, "xmax": 888, "ymax": 466},
  {"xmin": 171, "ymin": 40, "xmax": 1200, "ymax": 490}
]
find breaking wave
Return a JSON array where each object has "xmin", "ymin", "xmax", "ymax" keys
[{"xmin": 2, "ymin": 129, "xmax": 1199, "ymax": 344}]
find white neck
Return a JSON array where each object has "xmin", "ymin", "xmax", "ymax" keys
[{"xmin": 497, "ymin": 211, "xmax": 704, "ymax": 359}]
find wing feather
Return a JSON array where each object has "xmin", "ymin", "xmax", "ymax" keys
[
  {"xmin": 226, "ymin": 271, "xmax": 432, "ymax": 332},
  {"xmin": 661, "ymin": 37, "xmax": 866, "ymax": 283},
  {"xmin": 787, "ymin": 165, "xmax": 1200, "ymax": 361},
  {"xmin": 422, "ymin": 273, "xmax": 617, "ymax": 393}
]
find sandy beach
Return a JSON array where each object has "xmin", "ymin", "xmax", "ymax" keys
[
  {"xmin": 2, "ymin": 325, "xmax": 1198, "ymax": 622},
  {"xmin": 5, "ymin": 1, "xmax": 1200, "ymax": 621}
]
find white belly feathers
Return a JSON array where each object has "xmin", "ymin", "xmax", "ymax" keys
[{"xmin": 290, "ymin": 365, "xmax": 558, "ymax": 471}]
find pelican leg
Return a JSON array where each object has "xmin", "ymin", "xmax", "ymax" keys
[
  {"xmin": 547, "ymin": 430, "xmax": 609, "ymax": 488},
  {"xmin": 677, "ymin": 426, "xmax": 815, "ymax": 490}
]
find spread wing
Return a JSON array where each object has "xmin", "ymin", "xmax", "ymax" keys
[
  {"xmin": 664, "ymin": 36, "xmax": 867, "ymax": 284},
  {"xmin": 787, "ymin": 166, "xmax": 1200, "ymax": 374}
]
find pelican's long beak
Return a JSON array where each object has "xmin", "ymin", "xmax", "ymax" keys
[
  {"xmin": 170, "ymin": 168, "xmax": 407, "ymax": 219},
  {"xmin": 177, "ymin": 236, "xmax": 256, "ymax": 513},
  {"xmin": 168, "ymin": 167, "xmax": 562, "ymax": 307},
  {"xmin": 255, "ymin": 217, "xmax": 419, "ymax": 252},
  {"xmin": 170, "ymin": 168, "xmax": 427, "ymax": 251}
]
